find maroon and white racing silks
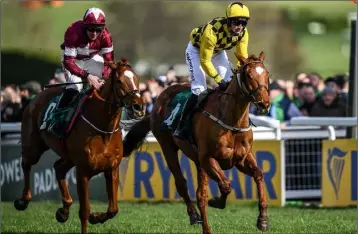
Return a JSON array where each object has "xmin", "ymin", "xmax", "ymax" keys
[{"xmin": 61, "ymin": 20, "xmax": 114, "ymax": 80}]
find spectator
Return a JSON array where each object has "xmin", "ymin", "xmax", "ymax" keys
[
  {"xmin": 142, "ymin": 90, "xmax": 154, "ymax": 115},
  {"xmin": 1, "ymin": 85, "xmax": 23, "ymax": 122},
  {"xmin": 310, "ymin": 86, "xmax": 346, "ymax": 117},
  {"xmin": 285, "ymin": 80, "xmax": 295, "ymax": 100},
  {"xmin": 308, "ymin": 72, "xmax": 324, "ymax": 94},
  {"xmin": 292, "ymin": 81, "xmax": 306, "ymax": 108},
  {"xmin": 294, "ymin": 72, "xmax": 310, "ymax": 84},
  {"xmin": 299, "ymin": 83, "xmax": 317, "ymax": 116},
  {"xmin": 251, "ymin": 80, "xmax": 302, "ymax": 124},
  {"xmin": 333, "ymin": 73, "xmax": 348, "ymax": 103},
  {"xmin": 21, "ymin": 81, "xmax": 42, "ymax": 107},
  {"xmin": 267, "ymin": 80, "xmax": 302, "ymax": 123}
]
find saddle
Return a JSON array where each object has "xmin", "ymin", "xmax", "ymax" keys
[
  {"xmin": 160, "ymin": 88, "xmax": 215, "ymax": 143},
  {"xmin": 40, "ymin": 90, "xmax": 90, "ymax": 138}
]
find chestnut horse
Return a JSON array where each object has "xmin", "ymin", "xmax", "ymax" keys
[
  {"xmin": 14, "ymin": 58, "xmax": 145, "ymax": 234},
  {"xmin": 122, "ymin": 52, "xmax": 271, "ymax": 234}
]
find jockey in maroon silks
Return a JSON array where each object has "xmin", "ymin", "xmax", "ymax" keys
[{"xmin": 52, "ymin": 7, "xmax": 114, "ymax": 135}]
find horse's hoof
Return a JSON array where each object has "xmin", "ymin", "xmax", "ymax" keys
[
  {"xmin": 89, "ymin": 212, "xmax": 102, "ymax": 225},
  {"xmin": 257, "ymin": 216, "xmax": 269, "ymax": 232},
  {"xmin": 189, "ymin": 212, "xmax": 203, "ymax": 225},
  {"xmin": 14, "ymin": 199, "xmax": 29, "ymax": 211},
  {"xmin": 208, "ymin": 197, "xmax": 226, "ymax": 209},
  {"xmin": 56, "ymin": 208, "xmax": 69, "ymax": 223}
]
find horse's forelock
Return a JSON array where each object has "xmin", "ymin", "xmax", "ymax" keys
[
  {"xmin": 247, "ymin": 54, "xmax": 259, "ymax": 61},
  {"xmin": 119, "ymin": 57, "xmax": 130, "ymax": 66}
]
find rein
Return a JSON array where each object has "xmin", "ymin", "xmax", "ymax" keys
[
  {"xmin": 88, "ymin": 63, "xmax": 141, "ymax": 109},
  {"xmin": 201, "ymin": 60, "xmax": 266, "ymax": 133},
  {"xmin": 80, "ymin": 62, "xmax": 138, "ymax": 135}
]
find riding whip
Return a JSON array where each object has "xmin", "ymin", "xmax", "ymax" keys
[{"xmin": 44, "ymin": 81, "xmax": 88, "ymax": 89}]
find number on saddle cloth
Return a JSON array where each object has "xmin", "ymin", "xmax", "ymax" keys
[
  {"xmin": 160, "ymin": 88, "xmax": 215, "ymax": 132},
  {"xmin": 39, "ymin": 91, "xmax": 87, "ymax": 132},
  {"xmin": 160, "ymin": 89, "xmax": 192, "ymax": 132}
]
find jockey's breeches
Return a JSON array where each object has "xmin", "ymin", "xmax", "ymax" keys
[
  {"xmin": 61, "ymin": 52, "xmax": 104, "ymax": 91},
  {"xmin": 185, "ymin": 42, "xmax": 233, "ymax": 96}
]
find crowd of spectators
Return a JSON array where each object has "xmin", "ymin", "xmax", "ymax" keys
[
  {"xmin": 250, "ymin": 72, "xmax": 349, "ymax": 126},
  {"xmin": 1, "ymin": 69, "xmax": 66, "ymax": 122},
  {"xmin": 1, "ymin": 66, "xmax": 350, "ymax": 128}
]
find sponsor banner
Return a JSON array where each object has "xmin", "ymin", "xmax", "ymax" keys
[
  {"xmin": 121, "ymin": 140, "xmax": 284, "ymax": 206},
  {"xmin": 0, "ymin": 144, "xmax": 126, "ymax": 201},
  {"xmin": 322, "ymin": 139, "xmax": 357, "ymax": 207}
]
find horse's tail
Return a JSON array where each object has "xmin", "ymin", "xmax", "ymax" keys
[{"xmin": 123, "ymin": 115, "xmax": 151, "ymax": 157}]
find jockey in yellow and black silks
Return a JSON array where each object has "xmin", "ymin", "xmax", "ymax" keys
[{"xmin": 174, "ymin": 2, "xmax": 250, "ymax": 139}]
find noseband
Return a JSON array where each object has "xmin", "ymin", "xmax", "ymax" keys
[
  {"xmin": 201, "ymin": 60, "xmax": 269, "ymax": 133},
  {"xmin": 235, "ymin": 61, "xmax": 269, "ymax": 103}
]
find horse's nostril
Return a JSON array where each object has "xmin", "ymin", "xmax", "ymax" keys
[{"xmin": 133, "ymin": 104, "xmax": 142, "ymax": 112}]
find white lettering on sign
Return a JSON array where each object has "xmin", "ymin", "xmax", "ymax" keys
[
  {"xmin": 34, "ymin": 168, "xmax": 58, "ymax": 195},
  {"xmin": 0, "ymin": 157, "xmax": 24, "ymax": 186},
  {"xmin": 1, "ymin": 158, "xmax": 104, "ymax": 196}
]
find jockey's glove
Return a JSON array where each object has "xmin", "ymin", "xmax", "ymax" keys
[
  {"xmin": 213, "ymin": 74, "xmax": 223, "ymax": 83},
  {"xmin": 218, "ymin": 79, "xmax": 229, "ymax": 91}
]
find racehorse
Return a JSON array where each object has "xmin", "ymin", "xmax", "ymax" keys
[
  {"xmin": 122, "ymin": 52, "xmax": 271, "ymax": 234},
  {"xmin": 14, "ymin": 58, "xmax": 145, "ymax": 234}
]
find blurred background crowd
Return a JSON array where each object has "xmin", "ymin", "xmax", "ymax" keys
[{"xmin": 1, "ymin": 66, "xmax": 349, "ymax": 126}]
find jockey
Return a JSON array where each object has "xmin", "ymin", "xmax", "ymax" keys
[
  {"xmin": 51, "ymin": 7, "xmax": 114, "ymax": 135},
  {"xmin": 173, "ymin": 2, "xmax": 250, "ymax": 139}
]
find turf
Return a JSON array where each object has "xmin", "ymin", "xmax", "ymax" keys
[{"xmin": 1, "ymin": 201, "xmax": 356, "ymax": 233}]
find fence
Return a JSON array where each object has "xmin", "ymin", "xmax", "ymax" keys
[{"xmin": 1, "ymin": 115, "xmax": 357, "ymax": 204}]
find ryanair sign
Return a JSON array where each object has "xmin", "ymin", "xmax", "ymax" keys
[
  {"xmin": 322, "ymin": 139, "xmax": 357, "ymax": 207},
  {"xmin": 120, "ymin": 140, "xmax": 284, "ymax": 206}
]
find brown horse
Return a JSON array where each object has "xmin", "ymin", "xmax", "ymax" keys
[
  {"xmin": 122, "ymin": 52, "xmax": 271, "ymax": 234},
  {"xmin": 14, "ymin": 58, "xmax": 145, "ymax": 234}
]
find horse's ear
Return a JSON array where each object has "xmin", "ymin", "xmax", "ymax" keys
[
  {"xmin": 105, "ymin": 61, "xmax": 117, "ymax": 70},
  {"xmin": 120, "ymin": 57, "xmax": 130, "ymax": 65},
  {"xmin": 258, "ymin": 51, "xmax": 265, "ymax": 62},
  {"xmin": 235, "ymin": 52, "xmax": 246, "ymax": 65}
]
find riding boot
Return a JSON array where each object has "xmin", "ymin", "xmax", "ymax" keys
[
  {"xmin": 51, "ymin": 88, "xmax": 79, "ymax": 138},
  {"xmin": 57, "ymin": 88, "xmax": 79, "ymax": 109},
  {"xmin": 173, "ymin": 94, "xmax": 198, "ymax": 140}
]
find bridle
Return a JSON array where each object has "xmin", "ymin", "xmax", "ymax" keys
[
  {"xmin": 89, "ymin": 62, "xmax": 140, "ymax": 108},
  {"xmin": 82, "ymin": 62, "xmax": 141, "ymax": 135},
  {"xmin": 236, "ymin": 61, "xmax": 269, "ymax": 104},
  {"xmin": 201, "ymin": 60, "xmax": 269, "ymax": 133},
  {"xmin": 219, "ymin": 60, "xmax": 269, "ymax": 104}
]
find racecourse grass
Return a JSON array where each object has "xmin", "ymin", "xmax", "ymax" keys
[{"xmin": 1, "ymin": 201, "xmax": 357, "ymax": 233}]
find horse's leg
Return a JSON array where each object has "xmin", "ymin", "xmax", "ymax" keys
[
  {"xmin": 88, "ymin": 168, "xmax": 119, "ymax": 224},
  {"xmin": 196, "ymin": 166, "xmax": 211, "ymax": 234},
  {"xmin": 54, "ymin": 158, "xmax": 74, "ymax": 223},
  {"xmin": 76, "ymin": 170, "xmax": 90, "ymax": 234},
  {"xmin": 236, "ymin": 152, "xmax": 269, "ymax": 232},
  {"xmin": 202, "ymin": 158, "xmax": 231, "ymax": 210},
  {"xmin": 14, "ymin": 143, "xmax": 47, "ymax": 211},
  {"xmin": 160, "ymin": 142, "xmax": 202, "ymax": 225}
]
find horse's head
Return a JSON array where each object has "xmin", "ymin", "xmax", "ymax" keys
[
  {"xmin": 233, "ymin": 51, "xmax": 271, "ymax": 115},
  {"xmin": 106, "ymin": 57, "xmax": 145, "ymax": 120}
]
